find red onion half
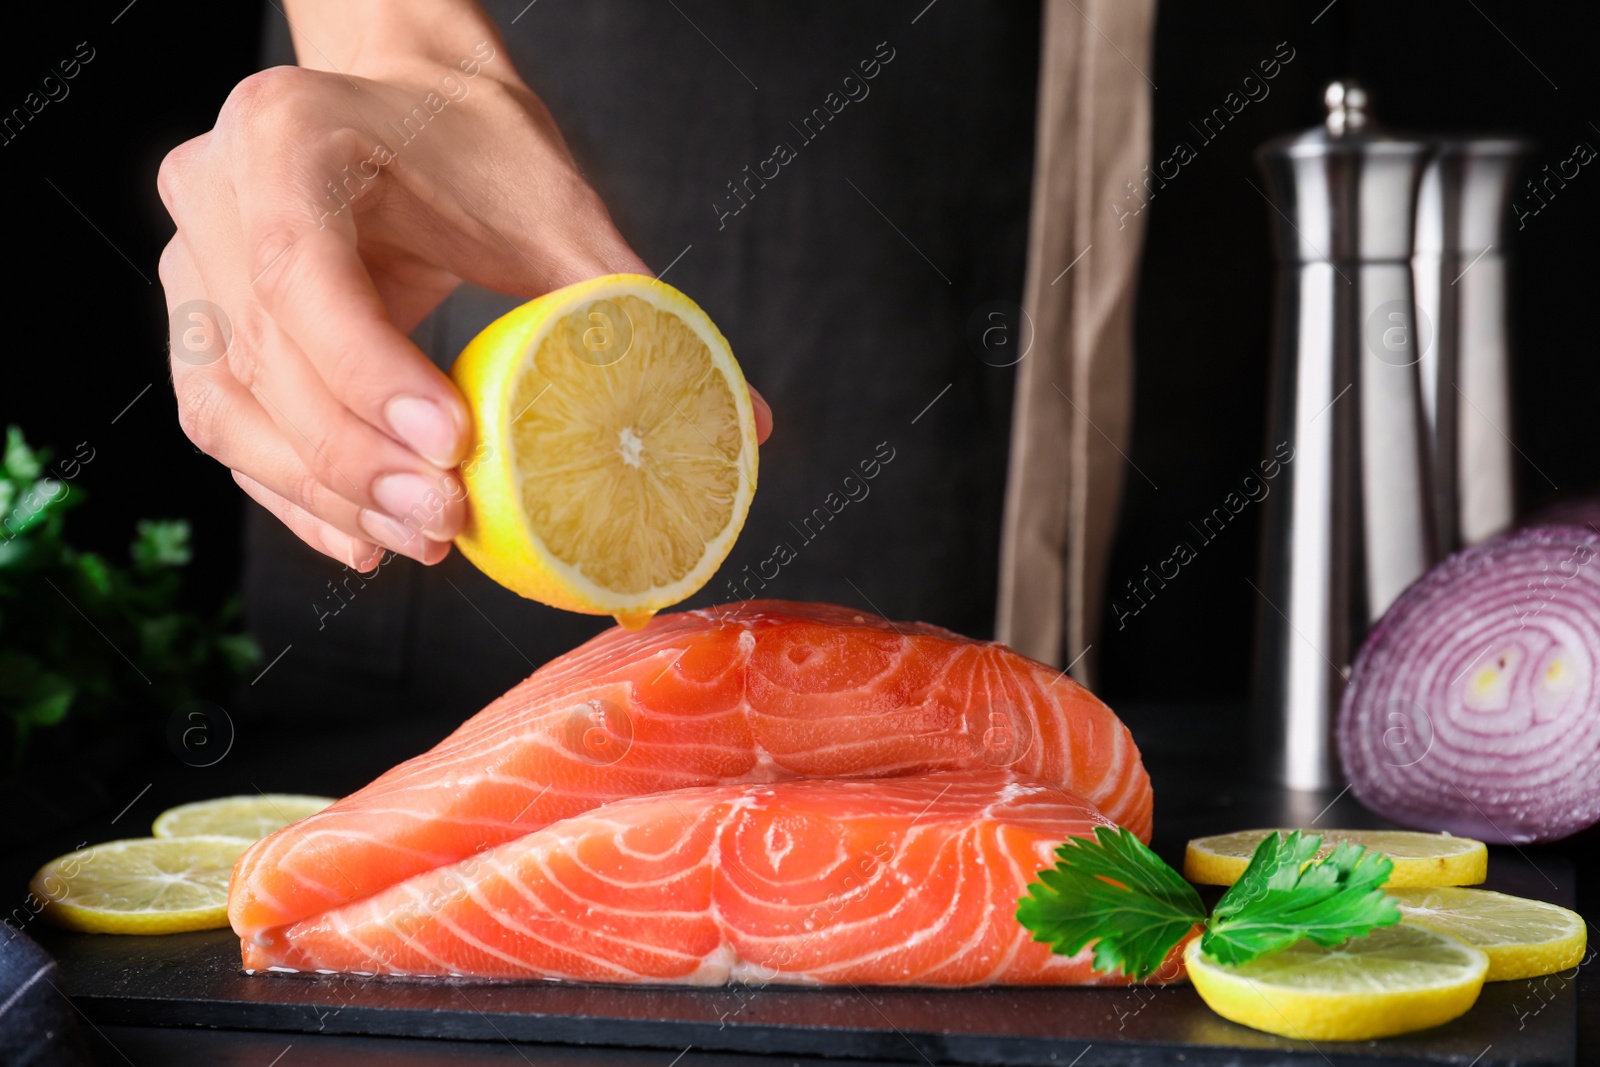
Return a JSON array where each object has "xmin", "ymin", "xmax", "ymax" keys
[{"xmin": 1338, "ymin": 525, "xmax": 1600, "ymax": 844}]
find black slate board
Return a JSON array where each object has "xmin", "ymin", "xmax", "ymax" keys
[
  {"xmin": 28, "ymin": 728, "xmax": 1585, "ymax": 1066},
  {"xmin": 36, "ymin": 849, "xmax": 1578, "ymax": 1067}
]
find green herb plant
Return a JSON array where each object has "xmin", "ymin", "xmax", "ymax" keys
[
  {"xmin": 0, "ymin": 426, "xmax": 260, "ymax": 756},
  {"xmin": 1016, "ymin": 827, "xmax": 1402, "ymax": 980}
]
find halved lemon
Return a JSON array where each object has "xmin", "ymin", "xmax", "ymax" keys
[
  {"xmin": 1184, "ymin": 829, "xmax": 1486, "ymax": 888},
  {"xmin": 1390, "ymin": 886, "xmax": 1587, "ymax": 982},
  {"xmin": 452, "ymin": 274, "xmax": 759, "ymax": 628},
  {"xmin": 1185, "ymin": 925, "xmax": 1488, "ymax": 1041},
  {"xmin": 152, "ymin": 794, "xmax": 334, "ymax": 842},
  {"xmin": 30, "ymin": 836, "xmax": 252, "ymax": 934}
]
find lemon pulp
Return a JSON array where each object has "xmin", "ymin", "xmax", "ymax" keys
[
  {"xmin": 1391, "ymin": 886, "xmax": 1587, "ymax": 982},
  {"xmin": 1185, "ymin": 925, "xmax": 1488, "ymax": 1041},
  {"xmin": 1184, "ymin": 828, "xmax": 1487, "ymax": 888},
  {"xmin": 30, "ymin": 836, "xmax": 252, "ymax": 935},
  {"xmin": 152, "ymin": 794, "xmax": 334, "ymax": 842},
  {"xmin": 453, "ymin": 275, "xmax": 758, "ymax": 623}
]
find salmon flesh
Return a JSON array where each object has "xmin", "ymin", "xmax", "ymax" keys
[{"xmin": 231, "ymin": 601, "xmax": 1158, "ymax": 986}]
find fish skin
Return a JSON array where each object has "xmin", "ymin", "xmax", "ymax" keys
[
  {"xmin": 242, "ymin": 772, "xmax": 1185, "ymax": 986},
  {"xmin": 230, "ymin": 601, "xmax": 1153, "ymax": 943}
]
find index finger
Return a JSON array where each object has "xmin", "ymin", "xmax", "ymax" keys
[{"xmin": 228, "ymin": 109, "xmax": 469, "ymax": 468}]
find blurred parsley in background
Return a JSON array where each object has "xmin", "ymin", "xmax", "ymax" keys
[{"xmin": 0, "ymin": 426, "xmax": 259, "ymax": 758}]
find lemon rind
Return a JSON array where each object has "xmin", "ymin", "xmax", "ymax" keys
[
  {"xmin": 1389, "ymin": 887, "xmax": 1588, "ymax": 982},
  {"xmin": 1183, "ymin": 829, "xmax": 1488, "ymax": 888},
  {"xmin": 151, "ymin": 794, "xmax": 334, "ymax": 839},
  {"xmin": 29, "ymin": 835, "xmax": 251, "ymax": 935},
  {"xmin": 1184, "ymin": 932, "xmax": 1489, "ymax": 1041},
  {"xmin": 453, "ymin": 274, "xmax": 758, "ymax": 616}
]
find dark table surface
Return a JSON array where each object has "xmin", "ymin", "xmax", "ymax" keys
[{"xmin": 14, "ymin": 702, "xmax": 1597, "ymax": 1066}]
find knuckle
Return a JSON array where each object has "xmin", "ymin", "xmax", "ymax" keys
[
  {"xmin": 317, "ymin": 124, "xmax": 367, "ymax": 164},
  {"xmin": 467, "ymin": 74, "xmax": 521, "ymax": 117},
  {"xmin": 173, "ymin": 378, "xmax": 224, "ymax": 456},
  {"xmin": 279, "ymin": 467, "xmax": 327, "ymax": 515},
  {"xmin": 303, "ymin": 449, "xmax": 342, "ymax": 495},
  {"xmin": 221, "ymin": 66, "xmax": 314, "ymax": 131},
  {"xmin": 220, "ymin": 67, "xmax": 357, "ymax": 176},
  {"xmin": 226, "ymin": 316, "xmax": 268, "ymax": 384},
  {"xmin": 283, "ymin": 467, "xmax": 346, "ymax": 524},
  {"xmin": 295, "ymin": 423, "xmax": 350, "ymax": 495},
  {"xmin": 157, "ymin": 238, "xmax": 187, "ymax": 294},
  {"xmin": 246, "ymin": 225, "xmax": 309, "ymax": 304},
  {"xmin": 156, "ymin": 136, "xmax": 207, "ymax": 216}
]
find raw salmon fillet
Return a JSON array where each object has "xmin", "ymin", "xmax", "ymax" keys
[
  {"xmin": 231, "ymin": 601, "xmax": 1153, "ymax": 955},
  {"xmin": 243, "ymin": 772, "xmax": 1184, "ymax": 985}
]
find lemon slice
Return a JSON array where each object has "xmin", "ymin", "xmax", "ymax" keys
[
  {"xmin": 1185, "ymin": 925, "xmax": 1488, "ymax": 1041},
  {"xmin": 152, "ymin": 794, "xmax": 334, "ymax": 842},
  {"xmin": 1184, "ymin": 829, "xmax": 1486, "ymax": 888},
  {"xmin": 1390, "ymin": 887, "xmax": 1587, "ymax": 982},
  {"xmin": 29, "ymin": 836, "xmax": 252, "ymax": 934},
  {"xmin": 452, "ymin": 274, "xmax": 759, "ymax": 628}
]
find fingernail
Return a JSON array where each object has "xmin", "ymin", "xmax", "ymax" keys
[
  {"xmin": 372, "ymin": 471, "xmax": 458, "ymax": 542},
  {"xmin": 386, "ymin": 395, "xmax": 461, "ymax": 467},
  {"xmin": 319, "ymin": 527, "xmax": 360, "ymax": 565},
  {"xmin": 748, "ymin": 385, "xmax": 772, "ymax": 438},
  {"xmin": 359, "ymin": 508, "xmax": 424, "ymax": 560},
  {"xmin": 357, "ymin": 509, "xmax": 451, "ymax": 563},
  {"xmin": 372, "ymin": 471, "xmax": 446, "ymax": 536}
]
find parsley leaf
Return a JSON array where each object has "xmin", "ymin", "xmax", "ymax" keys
[
  {"xmin": 4, "ymin": 427, "xmax": 42, "ymax": 480},
  {"xmin": 1015, "ymin": 826, "xmax": 1206, "ymax": 980},
  {"xmin": 131, "ymin": 519, "xmax": 193, "ymax": 570},
  {"xmin": 1201, "ymin": 832, "xmax": 1400, "ymax": 965},
  {"xmin": 1212, "ymin": 828, "xmax": 1323, "ymax": 922},
  {"xmin": 0, "ymin": 426, "xmax": 259, "ymax": 757},
  {"xmin": 1017, "ymin": 828, "xmax": 1404, "ymax": 980}
]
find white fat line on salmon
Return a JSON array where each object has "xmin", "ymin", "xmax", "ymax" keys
[
  {"xmin": 907, "ymin": 783, "xmax": 953, "ymax": 827},
  {"xmin": 1110, "ymin": 440, "xmax": 1296, "ymax": 630},
  {"xmin": 722, "ymin": 441, "xmax": 897, "ymax": 602},
  {"xmin": 247, "ymin": 782, "xmax": 365, "ymax": 908},
  {"xmin": 738, "ymin": 841, "xmax": 900, "ymax": 980},
  {"xmin": 509, "ymin": 783, "xmax": 553, "ymax": 826},
  {"xmin": 676, "ymin": 787, "xmax": 902, "ymax": 990},
  {"xmin": 330, "ymin": 876, "xmax": 501, "ymax": 982},
  {"xmin": 711, "ymin": 41, "xmax": 897, "ymax": 232}
]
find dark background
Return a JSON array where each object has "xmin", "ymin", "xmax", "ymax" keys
[
  {"xmin": 2, "ymin": 0, "xmax": 1595, "ymax": 709},
  {"xmin": 3, "ymin": 5, "xmax": 1599, "ymax": 1060}
]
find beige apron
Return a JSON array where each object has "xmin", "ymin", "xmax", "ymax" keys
[{"xmin": 996, "ymin": 0, "xmax": 1157, "ymax": 685}]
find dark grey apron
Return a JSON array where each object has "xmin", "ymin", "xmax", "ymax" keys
[{"xmin": 238, "ymin": 1, "xmax": 1039, "ymax": 785}]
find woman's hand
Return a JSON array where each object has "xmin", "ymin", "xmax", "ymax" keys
[{"xmin": 158, "ymin": 5, "xmax": 769, "ymax": 569}]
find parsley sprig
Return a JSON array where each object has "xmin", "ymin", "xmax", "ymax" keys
[
  {"xmin": 1016, "ymin": 828, "xmax": 1401, "ymax": 980},
  {"xmin": 0, "ymin": 426, "xmax": 260, "ymax": 757}
]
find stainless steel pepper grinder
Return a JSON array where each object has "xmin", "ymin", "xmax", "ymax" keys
[
  {"xmin": 1413, "ymin": 137, "xmax": 1529, "ymax": 552},
  {"xmin": 1252, "ymin": 82, "xmax": 1436, "ymax": 790}
]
